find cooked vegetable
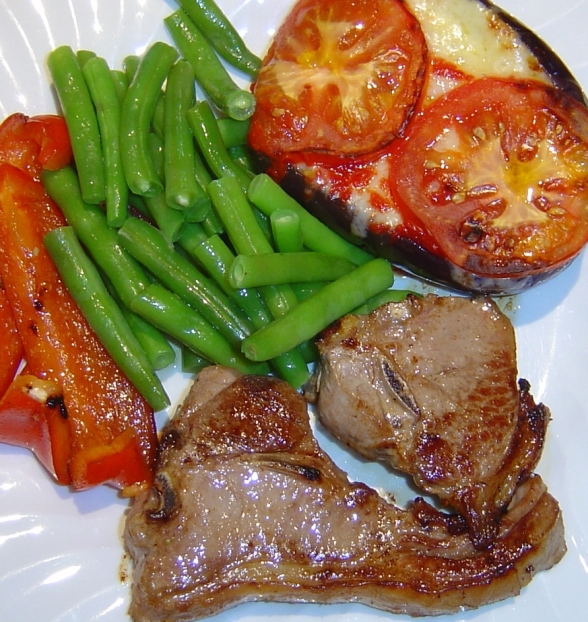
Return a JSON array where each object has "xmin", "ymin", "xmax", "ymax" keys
[
  {"xmin": 103, "ymin": 274, "xmax": 175, "ymax": 372},
  {"xmin": 208, "ymin": 176, "xmax": 311, "ymax": 387},
  {"xmin": 242, "ymin": 258, "xmax": 395, "ymax": 361},
  {"xmin": 392, "ymin": 77, "xmax": 588, "ymax": 283},
  {"xmin": 249, "ymin": 173, "xmax": 373, "ymax": 264},
  {"xmin": 217, "ymin": 117, "xmax": 250, "ymax": 149},
  {"xmin": 165, "ymin": 9, "xmax": 256, "ymax": 120},
  {"xmin": 175, "ymin": 0, "xmax": 261, "ymax": 78},
  {"xmin": 0, "ymin": 113, "xmax": 72, "ymax": 174},
  {"xmin": 0, "ymin": 374, "xmax": 71, "ymax": 484},
  {"xmin": 164, "ymin": 59, "xmax": 209, "ymax": 217},
  {"xmin": 118, "ymin": 216, "xmax": 254, "ymax": 347},
  {"xmin": 187, "ymin": 100, "xmax": 252, "ymax": 191},
  {"xmin": 0, "ymin": 285, "xmax": 23, "ymax": 398},
  {"xmin": 82, "ymin": 55, "xmax": 128, "ymax": 227},
  {"xmin": 229, "ymin": 252, "xmax": 356, "ymax": 288},
  {"xmin": 177, "ymin": 224, "xmax": 273, "ymax": 329},
  {"xmin": 270, "ymin": 208, "xmax": 303, "ymax": 254},
  {"xmin": 46, "ymin": 45, "xmax": 106, "ymax": 203},
  {"xmin": 41, "ymin": 166, "xmax": 152, "ymax": 309},
  {"xmin": 0, "ymin": 159, "xmax": 157, "ymax": 491},
  {"xmin": 130, "ymin": 284, "xmax": 268, "ymax": 375},
  {"xmin": 119, "ymin": 41, "xmax": 178, "ymax": 196},
  {"xmin": 248, "ymin": 0, "xmax": 588, "ymax": 294},
  {"xmin": 249, "ymin": 0, "xmax": 426, "ymax": 157},
  {"xmin": 44, "ymin": 225, "xmax": 169, "ymax": 412},
  {"xmin": 110, "ymin": 69, "xmax": 129, "ymax": 104}
]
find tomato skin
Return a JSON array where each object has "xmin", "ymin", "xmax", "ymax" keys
[
  {"xmin": 391, "ymin": 78, "xmax": 588, "ymax": 278},
  {"xmin": 249, "ymin": 0, "xmax": 427, "ymax": 158}
]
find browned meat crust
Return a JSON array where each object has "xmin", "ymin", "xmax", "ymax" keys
[
  {"xmin": 308, "ymin": 294, "xmax": 550, "ymax": 548},
  {"xmin": 124, "ymin": 366, "xmax": 565, "ymax": 621}
]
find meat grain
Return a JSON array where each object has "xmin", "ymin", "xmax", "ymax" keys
[
  {"xmin": 307, "ymin": 294, "xmax": 549, "ymax": 548},
  {"xmin": 124, "ymin": 365, "xmax": 564, "ymax": 621}
]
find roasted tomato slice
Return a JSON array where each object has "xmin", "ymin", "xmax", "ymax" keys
[
  {"xmin": 391, "ymin": 78, "xmax": 588, "ymax": 278},
  {"xmin": 249, "ymin": 0, "xmax": 427, "ymax": 158}
]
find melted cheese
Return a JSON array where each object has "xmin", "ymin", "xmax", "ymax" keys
[
  {"xmin": 297, "ymin": 0, "xmax": 555, "ymax": 239},
  {"xmin": 406, "ymin": 0, "xmax": 551, "ymax": 84}
]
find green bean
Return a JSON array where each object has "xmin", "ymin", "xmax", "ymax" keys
[
  {"xmin": 151, "ymin": 92, "xmax": 166, "ymax": 139},
  {"xmin": 175, "ymin": 0, "xmax": 261, "ymax": 78},
  {"xmin": 208, "ymin": 176, "xmax": 310, "ymax": 387},
  {"xmin": 46, "ymin": 45, "xmax": 105, "ymax": 204},
  {"xmin": 201, "ymin": 204, "xmax": 224, "ymax": 236},
  {"xmin": 187, "ymin": 101, "xmax": 252, "ymax": 191},
  {"xmin": 351, "ymin": 289, "xmax": 418, "ymax": 315},
  {"xmin": 82, "ymin": 56, "xmax": 129, "ymax": 228},
  {"xmin": 120, "ymin": 42, "xmax": 178, "ymax": 196},
  {"xmin": 165, "ymin": 9, "xmax": 256, "ymax": 120},
  {"xmin": 110, "ymin": 69, "xmax": 129, "ymax": 105},
  {"xmin": 130, "ymin": 284, "xmax": 268, "ymax": 375},
  {"xmin": 43, "ymin": 226, "xmax": 169, "ymax": 411},
  {"xmin": 123, "ymin": 55, "xmax": 140, "ymax": 83},
  {"xmin": 128, "ymin": 193, "xmax": 151, "ymax": 218},
  {"xmin": 181, "ymin": 347, "xmax": 210, "ymax": 374},
  {"xmin": 145, "ymin": 189, "xmax": 186, "ymax": 244},
  {"xmin": 208, "ymin": 175, "xmax": 272, "ymax": 255},
  {"xmin": 208, "ymin": 177, "xmax": 297, "ymax": 317},
  {"xmin": 164, "ymin": 60, "xmax": 209, "ymax": 219},
  {"xmin": 178, "ymin": 224, "xmax": 273, "ymax": 329},
  {"xmin": 177, "ymin": 225, "xmax": 309, "ymax": 382},
  {"xmin": 228, "ymin": 144, "xmax": 256, "ymax": 176},
  {"xmin": 270, "ymin": 209, "xmax": 303, "ymax": 253},
  {"xmin": 229, "ymin": 252, "xmax": 356, "ymax": 289},
  {"xmin": 76, "ymin": 49, "xmax": 96, "ymax": 68},
  {"xmin": 291, "ymin": 282, "xmax": 327, "ymax": 301},
  {"xmin": 183, "ymin": 146, "xmax": 214, "ymax": 223},
  {"xmin": 144, "ymin": 133, "xmax": 185, "ymax": 243},
  {"xmin": 118, "ymin": 217, "xmax": 254, "ymax": 346},
  {"xmin": 217, "ymin": 117, "xmax": 250, "ymax": 148},
  {"xmin": 103, "ymin": 272, "xmax": 176, "ymax": 371},
  {"xmin": 42, "ymin": 167, "xmax": 149, "ymax": 308},
  {"xmin": 249, "ymin": 173, "xmax": 375, "ymax": 266},
  {"xmin": 242, "ymin": 259, "xmax": 395, "ymax": 362}
]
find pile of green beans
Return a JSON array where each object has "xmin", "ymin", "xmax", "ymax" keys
[{"xmin": 40, "ymin": 0, "xmax": 411, "ymax": 407}]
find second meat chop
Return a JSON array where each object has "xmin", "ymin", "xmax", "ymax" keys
[
  {"xmin": 124, "ymin": 365, "xmax": 564, "ymax": 621},
  {"xmin": 307, "ymin": 294, "xmax": 550, "ymax": 548}
]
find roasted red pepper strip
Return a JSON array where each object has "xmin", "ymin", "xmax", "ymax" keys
[
  {"xmin": 0, "ymin": 283, "xmax": 23, "ymax": 397},
  {"xmin": 0, "ymin": 117, "xmax": 157, "ymax": 492},
  {"xmin": 0, "ymin": 113, "xmax": 72, "ymax": 179},
  {"xmin": 0, "ymin": 374, "xmax": 71, "ymax": 484}
]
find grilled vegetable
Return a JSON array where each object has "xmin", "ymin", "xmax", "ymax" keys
[{"xmin": 249, "ymin": 0, "xmax": 588, "ymax": 294}]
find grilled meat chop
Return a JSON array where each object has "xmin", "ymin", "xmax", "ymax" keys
[
  {"xmin": 124, "ymin": 365, "xmax": 564, "ymax": 621},
  {"xmin": 307, "ymin": 294, "xmax": 549, "ymax": 548}
]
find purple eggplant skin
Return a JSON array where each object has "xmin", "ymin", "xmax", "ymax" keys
[
  {"xmin": 250, "ymin": 0, "xmax": 588, "ymax": 296},
  {"xmin": 278, "ymin": 164, "xmax": 574, "ymax": 296},
  {"xmin": 484, "ymin": 1, "xmax": 587, "ymax": 106}
]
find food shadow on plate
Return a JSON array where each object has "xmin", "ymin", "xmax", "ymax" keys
[{"xmin": 195, "ymin": 592, "xmax": 513, "ymax": 622}]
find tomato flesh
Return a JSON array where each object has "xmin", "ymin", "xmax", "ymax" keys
[
  {"xmin": 249, "ymin": 0, "xmax": 427, "ymax": 157},
  {"xmin": 391, "ymin": 78, "xmax": 588, "ymax": 277}
]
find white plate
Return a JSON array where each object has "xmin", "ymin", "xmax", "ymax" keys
[{"xmin": 0, "ymin": 1, "xmax": 587, "ymax": 621}]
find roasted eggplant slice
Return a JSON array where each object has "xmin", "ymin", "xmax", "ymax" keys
[{"xmin": 249, "ymin": 0, "xmax": 588, "ymax": 294}]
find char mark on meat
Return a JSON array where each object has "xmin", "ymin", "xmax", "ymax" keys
[
  {"xmin": 308, "ymin": 294, "xmax": 550, "ymax": 548},
  {"xmin": 124, "ymin": 365, "xmax": 564, "ymax": 621}
]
